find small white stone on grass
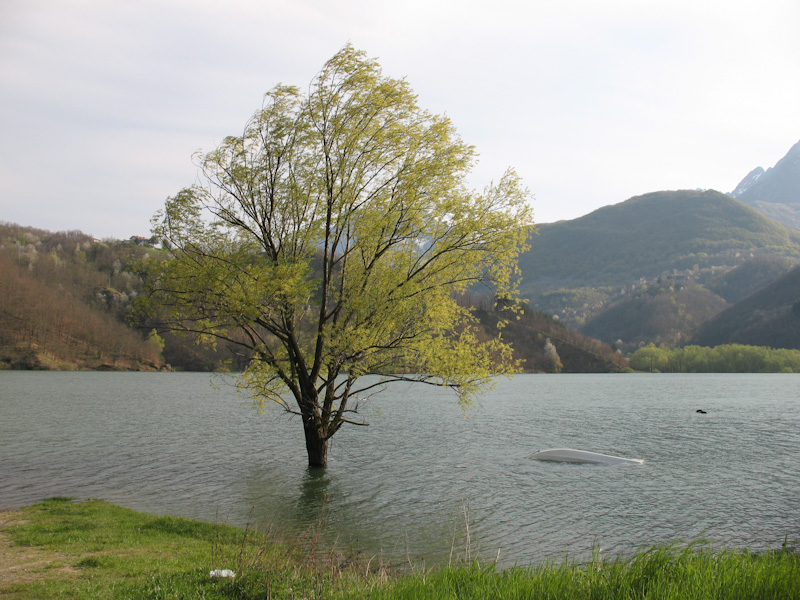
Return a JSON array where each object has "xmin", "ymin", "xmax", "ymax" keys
[{"xmin": 210, "ymin": 569, "xmax": 236, "ymax": 578}]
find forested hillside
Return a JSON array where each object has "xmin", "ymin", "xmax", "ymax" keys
[
  {"xmin": 705, "ymin": 254, "xmax": 796, "ymax": 303},
  {"xmin": 578, "ymin": 254, "xmax": 799, "ymax": 351},
  {"xmin": 581, "ymin": 283, "xmax": 728, "ymax": 350},
  {"xmin": 466, "ymin": 298, "xmax": 627, "ymax": 373},
  {"xmin": 0, "ymin": 223, "xmax": 244, "ymax": 371},
  {"xmin": 520, "ymin": 189, "xmax": 800, "ymax": 294},
  {"xmin": 516, "ymin": 190, "xmax": 800, "ymax": 343},
  {"xmin": 0, "ymin": 223, "xmax": 162, "ymax": 369},
  {"xmin": 5, "ymin": 190, "xmax": 796, "ymax": 370},
  {"xmin": 691, "ymin": 265, "xmax": 800, "ymax": 349},
  {"xmin": 1, "ymin": 222, "xmax": 624, "ymax": 373}
]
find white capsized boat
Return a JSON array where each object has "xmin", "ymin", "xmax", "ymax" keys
[{"xmin": 530, "ymin": 448, "xmax": 644, "ymax": 465}]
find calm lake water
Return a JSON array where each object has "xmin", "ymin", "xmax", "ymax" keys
[{"xmin": 1, "ymin": 372, "xmax": 798, "ymax": 566}]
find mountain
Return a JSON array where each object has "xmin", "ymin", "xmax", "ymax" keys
[
  {"xmin": 691, "ymin": 265, "xmax": 800, "ymax": 349},
  {"xmin": 0, "ymin": 224, "xmax": 164, "ymax": 370},
  {"xmin": 473, "ymin": 303, "xmax": 627, "ymax": 373},
  {"xmin": 0, "ymin": 223, "xmax": 246, "ymax": 371},
  {"xmin": 730, "ymin": 140, "xmax": 800, "ymax": 229},
  {"xmin": 581, "ymin": 283, "xmax": 729, "ymax": 349},
  {"xmin": 6, "ymin": 166, "xmax": 800, "ymax": 364},
  {"xmin": 730, "ymin": 166, "xmax": 767, "ymax": 198},
  {"xmin": 705, "ymin": 254, "xmax": 796, "ymax": 303},
  {"xmin": 518, "ymin": 189, "xmax": 800, "ymax": 325},
  {"xmin": 579, "ymin": 254, "xmax": 799, "ymax": 350},
  {"xmin": 1, "ymin": 222, "xmax": 626, "ymax": 373}
]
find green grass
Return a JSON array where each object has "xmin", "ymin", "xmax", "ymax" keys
[
  {"xmin": 1, "ymin": 497, "xmax": 378, "ymax": 599},
  {"xmin": 2, "ymin": 498, "xmax": 798, "ymax": 599},
  {"xmin": 375, "ymin": 546, "xmax": 800, "ymax": 599}
]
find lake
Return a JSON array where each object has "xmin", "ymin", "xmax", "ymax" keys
[{"xmin": 1, "ymin": 372, "xmax": 798, "ymax": 566}]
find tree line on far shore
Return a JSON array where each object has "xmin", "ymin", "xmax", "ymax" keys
[{"xmin": 629, "ymin": 343, "xmax": 800, "ymax": 373}]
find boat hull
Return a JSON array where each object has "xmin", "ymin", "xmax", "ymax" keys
[{"xmin": 530, "ymin": 448, "xmax": 644, "ymax": 465}]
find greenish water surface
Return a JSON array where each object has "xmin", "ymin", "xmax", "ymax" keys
[{"xmin": 1, "ymin": 372, "xmax": 798, "ymax": 566}]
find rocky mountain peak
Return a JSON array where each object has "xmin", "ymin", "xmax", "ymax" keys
[
  {"xmin": 729, "ymin": 139, "xmax": 800, "ymax": 229},
  {"xmin": 777, "ymin": 139, "xmax": 800, "ymax": 166},
  {"xmin": 730, "ymin": 166, "xmax": 766, "ymax": 198}
]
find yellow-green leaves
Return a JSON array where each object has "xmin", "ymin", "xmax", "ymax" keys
[{"xmin": 148, "ymin": 45, "xmax": 534, "ymax": 464}]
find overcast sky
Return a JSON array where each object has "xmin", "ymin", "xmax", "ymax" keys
[{"xmin": 2, "ymin": 0, "xmax": 799, "ymax": 239}]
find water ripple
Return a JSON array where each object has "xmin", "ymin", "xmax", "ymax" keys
[{"xmin": 1, "ymin": 372, "xmax": 798, "ymax": 566}]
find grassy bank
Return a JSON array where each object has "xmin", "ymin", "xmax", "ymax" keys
[{"xmin": 1, "ymin": 498, "xmax": 798, "ymax": 599}]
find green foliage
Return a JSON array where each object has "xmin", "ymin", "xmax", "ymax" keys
[
  {"xmin": 146, "ymin": 328, "xmax": 166, "ymax": 354},
  {"xmin": 147, "ymin": 46, "xmax": 533, "ymax": 465},
  {"xmin": 630, "ymin": 343, "xmax": 800, "ymax": 373}
]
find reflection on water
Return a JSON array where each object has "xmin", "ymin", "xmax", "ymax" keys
[
  {"xmin": 1, "ymin": 371, "xmax": 799, "ymax": 566},
  {"xmin": 297, "ymin": 468, "xmax": 332, "ymax": 521}
]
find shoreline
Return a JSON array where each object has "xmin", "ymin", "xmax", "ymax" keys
[{"xmin": 2, "ymin": 498, "xmax": 798, "ymax": 599}]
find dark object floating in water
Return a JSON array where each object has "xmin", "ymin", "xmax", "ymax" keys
[
  {"xmin": 530, "ymin": 448, "xmax": 644, "ymax": 465},
  {"xmin": 696, "ymin": 409, "xmax": 707, "ymax": 414}
]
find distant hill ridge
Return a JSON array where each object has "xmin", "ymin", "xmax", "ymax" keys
[
  {"xmin": 691, "ymin": 264, "xmax": 800, "ymax": 349},
  {"xmin": 519, "ymin": 189, "xmax": 800, "ymax": 294},
  {"xmin": 5, "ymin": 139, "xmax": 800, "ymax": 359},
  {"xmin": 0, "ymin": 222, "xmax": 623, "ymax": 373},
  {"xmin": 516, "ymin": 189, "xmax": 800, "ymax": 349}
]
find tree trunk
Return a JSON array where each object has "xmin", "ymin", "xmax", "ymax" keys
[{"xmin": 303, "ymin": 419, "xmax": 329, "ymax": 468}]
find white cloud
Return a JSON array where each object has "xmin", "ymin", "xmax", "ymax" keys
[{"xmin": 1, "ymin": 0, "xmax": 799, "ymax": 237}]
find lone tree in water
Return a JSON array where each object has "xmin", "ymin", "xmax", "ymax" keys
[{"xmin": 148, "ymin": 46, "xmax": 534, "ymax": 467}]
